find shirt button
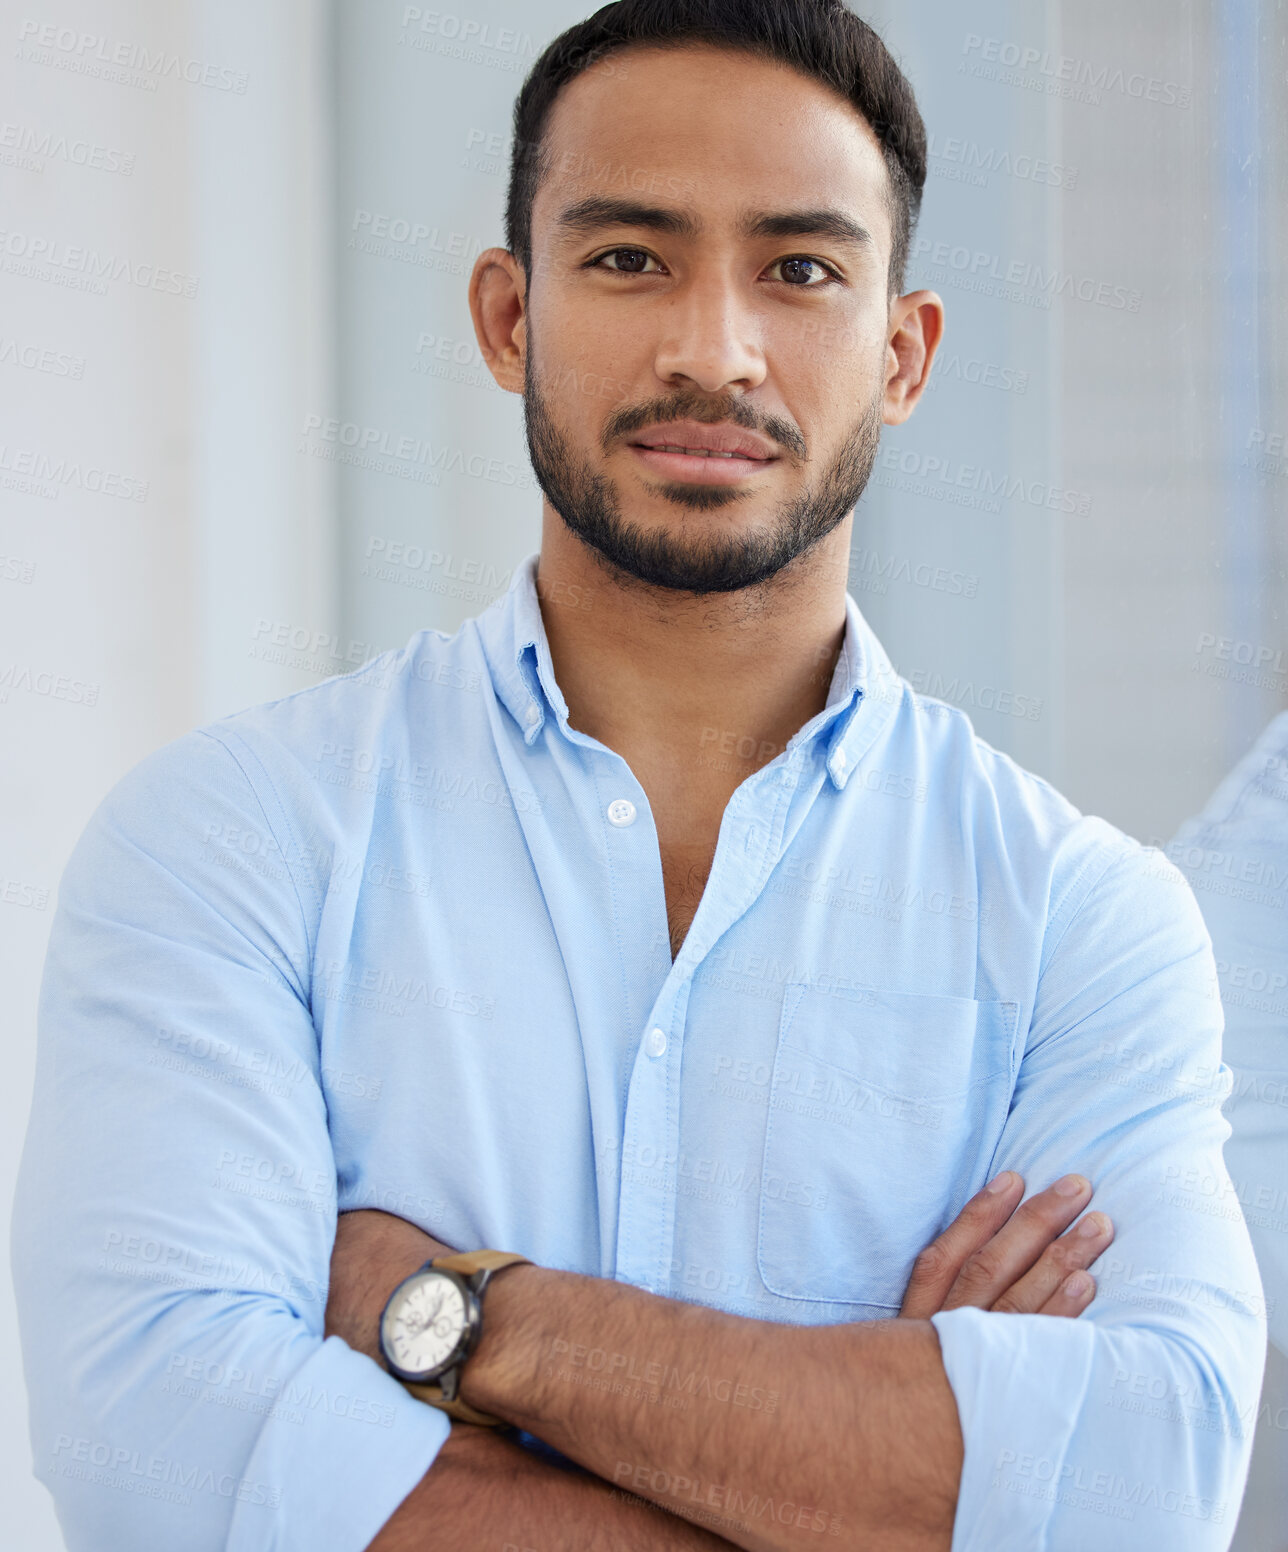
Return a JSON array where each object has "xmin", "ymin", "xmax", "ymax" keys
[
  {"xmin": 525, "ymin": 703, "xmax": 541, "ymax": 726},
  {"xmin": 778, "ymin": 769, "xmax": 797, "ymax": 790},
  {"xmin": 644, "ymin": 1027, "xmax": 667, "ymax": 1059},
  {"xmin": 834, "ymin": 750, "xmax": 848, "ymax": 774},
  {"xmin": 607, "ymin": 799, "xmax": 637, "ymax": 827}
]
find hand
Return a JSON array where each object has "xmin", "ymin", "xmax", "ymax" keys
[
  {"xmin": 324, "ymin": 1208, "xmax": 457, "ymax": 1363},
  {"xmin": 898, "ymin": 1171, "xmax": 1114, "ymax": 1320}
]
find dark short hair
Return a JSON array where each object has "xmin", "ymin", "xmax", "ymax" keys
[{"xmin": 504, "ymin": 0, "xmax": 927, "ymax": 298}]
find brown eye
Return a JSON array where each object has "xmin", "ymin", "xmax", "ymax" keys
[
  {"xmin": 771, "ymin": 255, "xmax": 839, "ymax": 287},
  {"xmin": 588, "ymin": 248, "xmax": 659, "ymax": 274}
]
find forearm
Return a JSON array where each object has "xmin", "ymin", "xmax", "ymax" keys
[
  {"xmin": 325, "ymin": 1213, "xmax": 738, "ymax": 1550},
  {"xmin": 331, "ymin": 1171, "xmax": 1110, "ymax": 1552},
  {"xmin": 368, "ymin": 1424, "xmax": 743, "ymax": 1552},
  {"xmin": 462, "ymin": 1266, "xmax": 962, "ymax": 1552}
]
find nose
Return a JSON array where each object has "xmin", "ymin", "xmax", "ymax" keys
[{"xmin": 650, "ymin": 273, "xmax": 769, "ymax": 396}]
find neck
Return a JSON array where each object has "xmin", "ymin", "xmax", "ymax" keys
[{"xmin": 534, "ymin": 510, "xmax": 851, "ymax": 786}]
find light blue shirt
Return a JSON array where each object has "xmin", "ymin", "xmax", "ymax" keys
[
  {"xmin": 1169, "ymin": 712, "xmax": 1288, "ymax": 1550},
  {"xmin": 1171, "ymin": 714, "xmax": 1288, "ymax": 1354},
  {"xmin": 12, "ymin": 552, "xmax": 1266, "ymax": 1552}
]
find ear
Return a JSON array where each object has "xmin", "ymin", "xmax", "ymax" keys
[
  {"xmin": 468, "ymin": 247, "xmax": 529, "ymax": 396},
  {"xmin": 883, "ymin": 290, "xmax": 945, "ymax": 426}
]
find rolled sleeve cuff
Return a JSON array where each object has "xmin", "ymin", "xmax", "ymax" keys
[
  {"xmin": 930, "ymin": 1307, "xmax": 1096, "ymax": 1552},
  {"xmin": 226, "ymin": 1335, "xmax": 451, "ymax": 1552}
]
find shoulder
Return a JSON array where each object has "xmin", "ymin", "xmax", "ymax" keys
[
  {"xmin": 1168, "ymin": 712, "xmax": 1288, "ymax": 979},
  {"xmin": 1170, "ymin": 711, "xmax": 1288, "ymax": 868},
  {"xmin": 880, "ymin": 681, "xmax": 1212, "ymax": 976},
  {"xmin": 203, "ymin": 625, "xmax": 474, "ymax": 765},
  {"xmin": 67, "ymin": 626, "xmax": 476, "ymax": 905},
  {"xmin": 896, "ymin": 684, "xmax": 1137, "ymax": 899}
]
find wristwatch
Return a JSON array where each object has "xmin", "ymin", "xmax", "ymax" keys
[{"xmin": 378, "ymin": 1249, "xmax": 531, "ymax": 1426}]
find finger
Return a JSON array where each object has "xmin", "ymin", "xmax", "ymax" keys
[
  {"xmin": 940, "ymin": 1173, "xmax": 1093, "ymax": 1312},
  {"xmin": 899, "ymin": 1171, "xmax": 1025, "ymax": 1318},
  {"xmin": 990, "ymin": 1211, "xmax": 1115, "ymax": 1314},
  {"xmin": 1038, "ymin": 1270, "xmax": 1098, "ymax": 1318}
]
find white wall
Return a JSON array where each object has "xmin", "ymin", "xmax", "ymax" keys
[{"xmin": 0, "ymin": 3, "xmax": 335, "ymax": 1547}]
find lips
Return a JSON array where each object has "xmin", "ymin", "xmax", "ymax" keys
[{"xmin": 629, "ymin": 421, "xmax": 777, "ymax": 461}]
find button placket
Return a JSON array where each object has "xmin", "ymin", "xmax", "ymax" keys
[
  {"xmin": 616, "ymin": 969, "xmax": 696, "ymax": 1292},
  {"xmin": 611, "ymin": 758, "xmax": 802, "ymax": 1292}
]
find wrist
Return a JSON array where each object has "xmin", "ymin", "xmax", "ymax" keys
[
  {"xmin": 459, "ymin": 1261, "xmax": 553, "ymax": 1422},
  {"xmin": 325, "ymin": 1211, "xmax": 446, "ymax": 1366}
]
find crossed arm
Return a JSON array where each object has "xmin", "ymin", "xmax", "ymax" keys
[{"xmin": 325, "ymin": 1171, "xmax": 1113, "ymax": 1552}]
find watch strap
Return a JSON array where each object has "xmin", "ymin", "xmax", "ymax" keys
[
  {"xmin": 433, "ymin": 1248, "xmax": 532, "ymax": 1287},
  {"xmin": 403, "ymin": 1250, "xmax": 531, "ymax": 1427},
  {"xmin": 400, "ymin": 1378, "xmax": 514, "ymax": 1427}
]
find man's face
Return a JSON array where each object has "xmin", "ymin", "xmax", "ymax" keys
[{"xmin": 519, "ymin": 42, "xmax": 897, "ymax": 596}]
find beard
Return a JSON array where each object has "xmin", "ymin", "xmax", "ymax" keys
[{"xmin": 521, "ymin": 337, "xmax": 883, "ymax": 597}]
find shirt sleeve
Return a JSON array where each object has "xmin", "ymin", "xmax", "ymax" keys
[
  {"xmin": 1170, "ymin": 807, "xmax": 1288, "ymax": 1357},
  {"xmin": 10, "ymin": 729, "xmax": 450, "ymax": 1552},
  {"xmin": 930, "ymin": 842, "xmax": 1268, "ymax": 1551}
]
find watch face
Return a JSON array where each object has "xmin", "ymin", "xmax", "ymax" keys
[{"xmin": 382, "ymin": 1270, "xmax": 470, "ymax": 1379}]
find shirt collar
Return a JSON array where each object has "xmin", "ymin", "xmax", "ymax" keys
[
  {"xmin": 475, "ymin": 551, "xmax": 903, "ymax": 789},
  {"xmin": 809, "ymin": 587, "xmax": 905, "ymax": 789}
]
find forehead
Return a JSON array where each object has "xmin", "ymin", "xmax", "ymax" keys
[{"xmin": 534, "ymin": 41, "xmax": 893, "ymax": 257}]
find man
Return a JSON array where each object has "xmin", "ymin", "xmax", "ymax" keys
[
  {"xmin": 1170, "ymin": 713, "xmax": 1288, "ymax": 1550},
  {"xmin": 10, "ymin": 2, "xmax": 1264, "ymax": 1550}
]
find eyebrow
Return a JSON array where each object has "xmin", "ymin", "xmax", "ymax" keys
[{"xmin": 552, "ymin": 197, "xmax": 874, "ymax": 253}]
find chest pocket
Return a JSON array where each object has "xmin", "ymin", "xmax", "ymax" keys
[{"xmin": 756, "ymin": 982, "xmax": 1018, "ymax": 1309}]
